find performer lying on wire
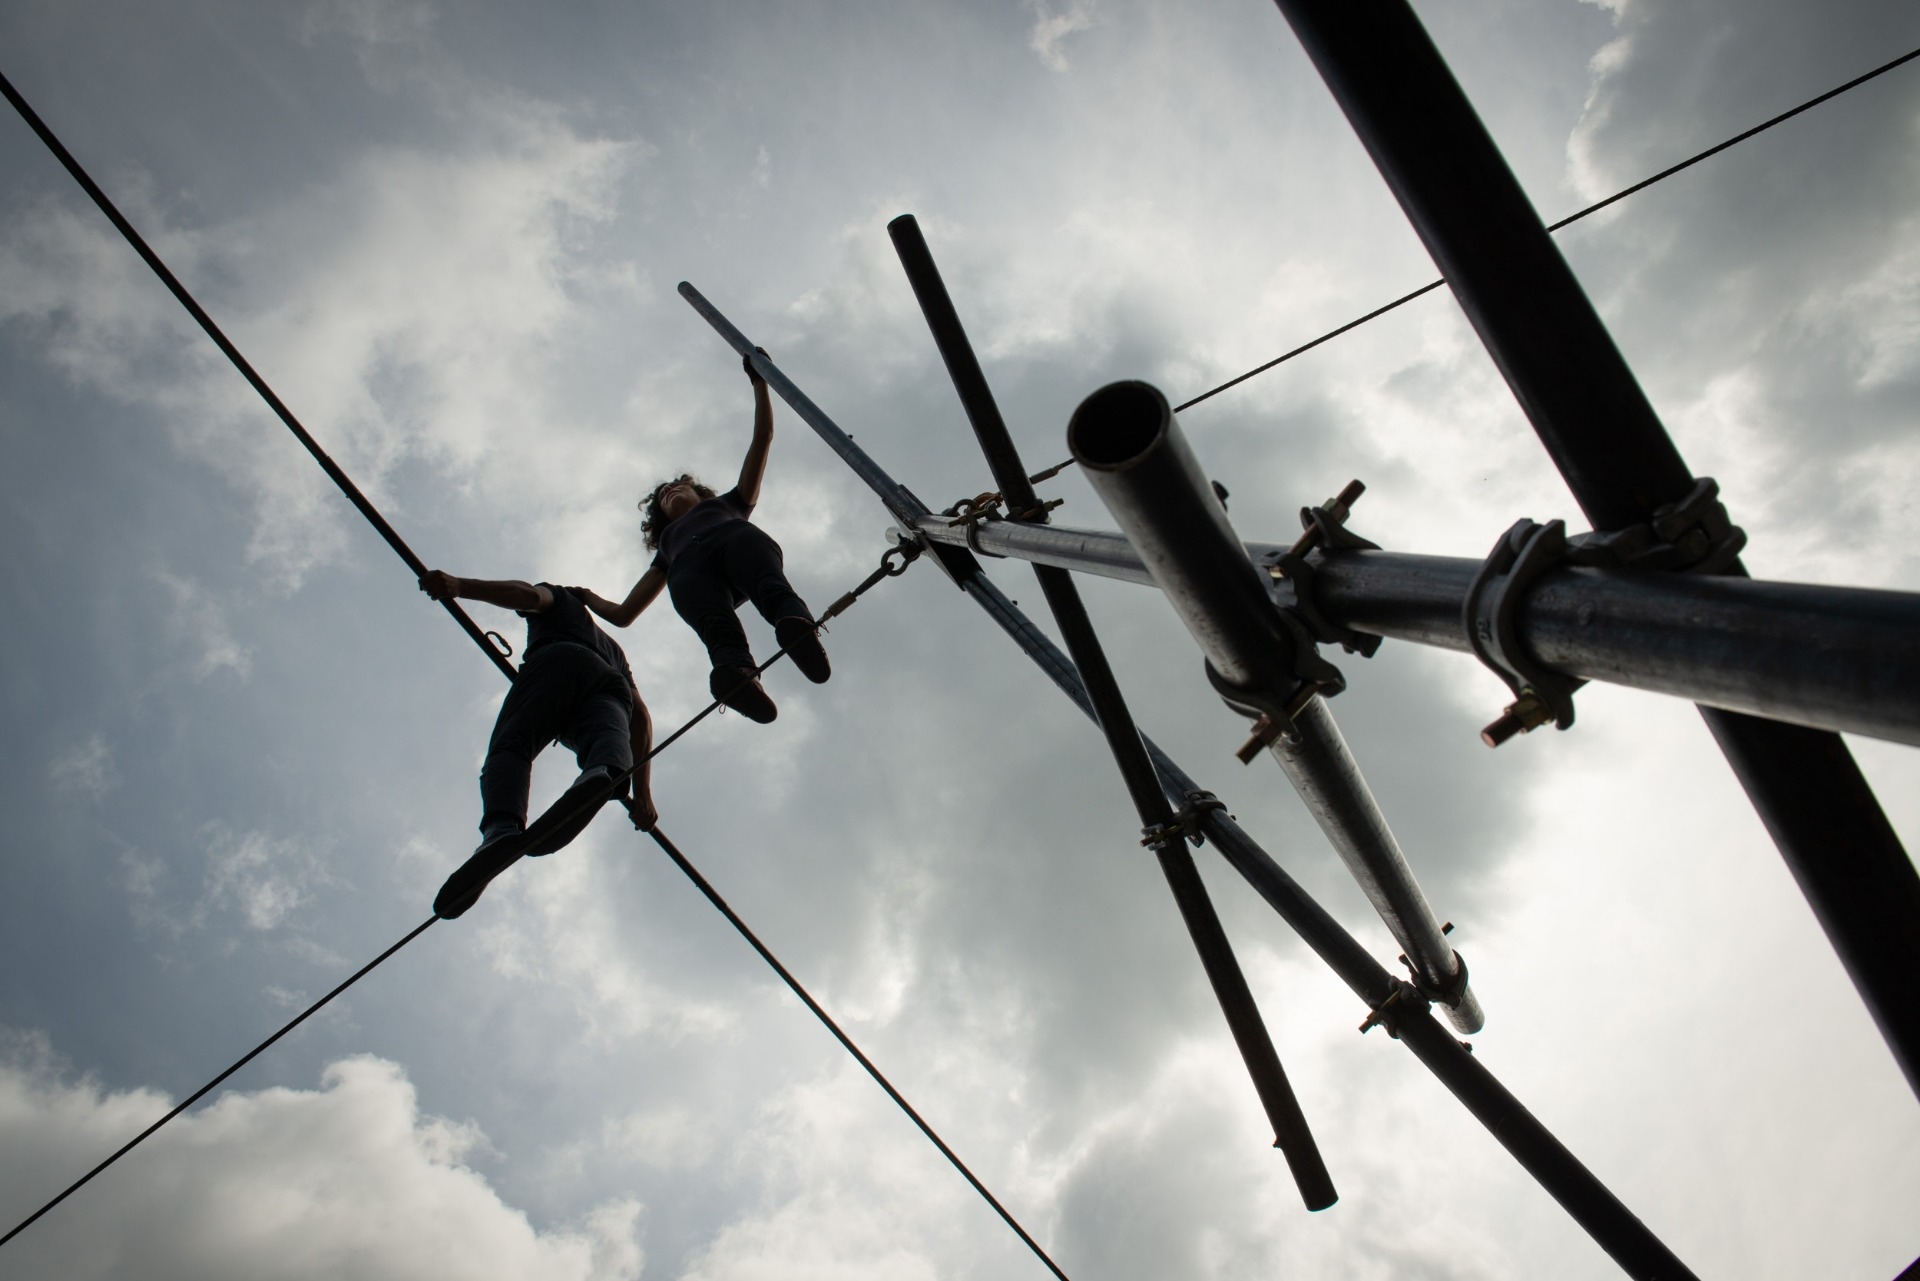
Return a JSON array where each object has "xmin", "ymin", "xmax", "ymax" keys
[
  {"xmin": 417, "ymin": 571, "xmax": 658, "ymax": 919},
  {"xmin": 582, "ymin": 348, "xmax": 830, "ymax": 724}
]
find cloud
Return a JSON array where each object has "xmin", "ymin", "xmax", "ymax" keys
[
  {"xmin": 1028, "ymin": 0, "xmax": 1097, "ymax": 73},
  {"xmin": 0, "ymin": 1037, "xmax": 642, "ymax": 1280},
  {"xmin": 47, "ymin": 735, "xmax": 118, "ymax": 803},
  {"xmin": 0, "ymin": 48, "xmax": 643, "ymax": 586},
  {"xmin": 153, "ymin": 570, "xmax": 254, "ymax": 679}
]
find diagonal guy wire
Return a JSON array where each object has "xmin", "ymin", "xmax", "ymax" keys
[
  {"xmin": 0, "ymin": 67, "xmax": 1066, "ymax": 1278},
  {"xmin": 1172, "ymin": 43, "xmax": 1920, "ymax": 413}
]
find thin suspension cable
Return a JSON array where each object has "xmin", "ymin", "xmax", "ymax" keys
[
  {"xmin": 0, "ymin": 547, "xmax": 911, "ymax": 1252},
  {"xmin": 641, "ymin": 822, "xmax": 1072, "ymax": 1281},
  {"xmin": 0, "ymin": 67, "xmax": 515, "ymax": 683},
  {"xmin": 0, "ymin": 72, "xmax": 1060, "ymax": 1270},
  {"xmin": 1173, "ymin": 42, "xmax": 1920, "ymax": 414},
  {"xmin": 0, "ymin": 915, "xmax": 439, "ymax": 1250}
]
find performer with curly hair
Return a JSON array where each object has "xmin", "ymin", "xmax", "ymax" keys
[{"xmin": 583, "ymin": 349, "xmax": 828, "ymax": 723}]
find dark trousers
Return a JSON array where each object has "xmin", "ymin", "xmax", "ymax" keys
[
  {"xmin": 479, "ymin": 642, "xmax": 633, "ymax": 834},
  {"xmin": 667, "ymin": 521, "xmax": 811, "ymax": 670}
]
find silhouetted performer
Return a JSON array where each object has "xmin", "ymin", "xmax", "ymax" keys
[
  {"xmin": 584, "ymin": 349, "xmax": 828, "ymax": 723},
  {"xmin": 418, "ymin": 572, "xmax": 657, "ymax": 918}
]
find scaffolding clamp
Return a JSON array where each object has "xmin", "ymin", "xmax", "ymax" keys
[
  {"xmin": 1358, "ymin": 978, "xmax": 1427, "ymax": 1039},
  {"xmin": 1564, "ymin": 477, "xmax": 1746, "ymax": 573},
  {"xmin": 1140, "ymin": 790, "xmax": 1233, "ymax": 849},
  {"xmin": 1262, "ymin": 479, "xmax": 1384, "ymax": 658},
  {"xmin": 1403, "ymin": 942, "xmax": 1471, "ymax": 1010},
  {"xmin": 1470, "ymin": 479, "xmax": 1746, "ymax": 747},
  {"xmin": 1467, "ymin": 518, "xmax": 1580, "ymax": 746}
]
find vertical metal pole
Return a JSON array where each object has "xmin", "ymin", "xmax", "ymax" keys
[
  {"xmin": 1266, "ymin": 0, "xmax": 1920, "ymax": 1097},
  {"xmin": 956, "ymin": 569, "xmax": 1701, "ymax": 1281},
  {"xmin": 888, "ymin": 215, "xmax": 1337, "ymax": 1210},
  {"xmin": 676, "ymin": 285, "xmax": 1699, "ymax": 1274},
  {"xmin": 1065, "ymin": 380, "xmax": 1481, "ymax": 1033}
]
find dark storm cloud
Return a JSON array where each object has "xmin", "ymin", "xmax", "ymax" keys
[{"xmin": 2, "ymin": 1, "xmax": 1916, "ymax": 1278}]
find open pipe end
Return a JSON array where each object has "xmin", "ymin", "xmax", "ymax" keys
[{"xmin": 1068, "ymin": 380, "xmax": 1170, "ymax": 472}]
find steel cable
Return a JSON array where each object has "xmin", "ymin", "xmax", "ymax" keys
[
  {"xmin": 0, "ymin": 75, "xmax": 1065, "ymax": 1276},
  {"xmin": 0, "ymin": 916, "xmax": 439, "ymax": 1249},
  {"xmin": 1173, "ymin": 43, "xmax": 1920, "ymax": 413}
]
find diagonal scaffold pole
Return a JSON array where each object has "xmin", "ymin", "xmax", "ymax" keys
[
  {"xmin": 1266, "ymin": 0, "xmax": 1920, "ymax": 1097},
  {"xmin": 676, "ymin": 282, "xmax": 1699, "ymax": 1280},
  {"xmin": 1062, "ymin": 379, "xmax": 1484, "ymax": 1036},
  {"xmin": 886, "ymin": 215, "xmax": 1336, "ymax": 1211}
]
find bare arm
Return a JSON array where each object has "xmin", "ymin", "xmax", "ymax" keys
[
  {"xmin": 627, "ymin": 684, "xmax": 657, "ymax": 831},
  {"xmin": 581, "ymin": 566, "xmax": 666, "ymax": 628},
  {"xmin": 418, "ymin": 571, "xmax": 552, "ymax": 613},
  {"xmin": 736, "ymin": 348, "xmax": 773, "ymax": 506}
]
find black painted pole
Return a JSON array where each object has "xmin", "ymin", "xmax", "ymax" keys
[
  {"xmin": 955, "ymin": 570, "xmax": 1702, "ymax": 1281},
  {"xmin": 677, "ymin": 283, "xmax": 1699, "ymax": 1276},
  {"xmin": 1266, "ymin": 0, "xmax": 1920, "ymax": 1097},
  {"xmin": 888, "ymin": 215, "xmax": 1337, "ymax": 1211}
]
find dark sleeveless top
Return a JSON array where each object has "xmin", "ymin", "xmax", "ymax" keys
[
  {"xmin": 651, "ymin": 487, "xmax": 755, "ymax": 572},
  {"xmin": 520, "ymin": 583, "xmax": 633, "ymax": 681}
]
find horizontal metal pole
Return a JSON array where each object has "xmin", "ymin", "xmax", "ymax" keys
[
  {"xmin": 1265, "ymin": 0, "xmax": 1920, "ymax": 1101},
  {"xmin": 916, "ymin": 519, "xmax": 1920, "ymax": 747},
  {"xmin": 679, "ymin": 291, "xmax": 1698, "ymax": 1271}
]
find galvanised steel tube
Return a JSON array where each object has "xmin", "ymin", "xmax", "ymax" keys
[
  {"xmin": 1066, "ymin": 382, "xmax": 1480, "ymax": 1035},
  {"xmin": 1317, "ymin": 555, "xmax": 1920, "ymax": 746},
  {"xmin": 1263, "ymin": 0, "xmax": 1920, "ymax": 1097},
  {"xmin": 1272, "ymin": 696, "xmax": 1485, "ymax": 1033},
  {"xmin": 1064, "ymin": 382, "xmax": 1297, "ymax": 699},
  {"xmin": 958, "ymin": 569, "xmax": 1699, "ymax": 1281},
  {"xmin": 675, "ymin": 294, "xmax": 1697, "ymax": 1273},
  {"xmin": 914, "ymin": 518, "xmax": 1920, "ymax": 746}
]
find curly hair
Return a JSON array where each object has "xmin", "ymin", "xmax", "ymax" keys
[{"xmin": 639, "ymin": 473, "xmax": 718, "ymax": 550}]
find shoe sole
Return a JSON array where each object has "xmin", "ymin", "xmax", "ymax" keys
[
  {"xmin": 776, "ymin": 618, "xmax": 831, "ymax": 684},
  {"xmin": 712, "ymin": 670, "xmax": 778, "ymax": 723},
  {"xmin": 523, "ymin": 770, "xmax": 621, "ymax": 857},
  {"xmin": 435, "ymin": 830, "xmax": 530, "ymax": 919}
]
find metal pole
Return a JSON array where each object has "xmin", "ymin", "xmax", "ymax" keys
[
  {"xmin": 1266, "ymin": 0, "xmax": 1920, "ymax": 1095},
  {"xmin": 1066, "ymin": 380, "xmax": 1482, "ymax": 1034},
  {"xmin": 675, "ymin": 286, "xmax": 1697, "ymax": 1275},
  {"xmin": 910, "ymin": 519, "xmax": 1920, "ymax": 748},
  {"xmin": 888, "ymin": 216, "xmax": 1336, "ymax": 1210},
  {"xmin": 955, "ymin": 568, "xmax": 1699, "ymax": 1281}
]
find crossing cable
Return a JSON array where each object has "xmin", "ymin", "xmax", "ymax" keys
[
  {"xmin": 0, "ymin": 74, "xmax": 1067, "ymax": 1276},
  {"xmin": 0, "ymin": 66, "xmax": 515, "ymax": 684},
  {"xmin": 638, "ymin": 821, "xmax": 1072, "ymax": 1281},
  {"xmin": 1172, "ymin": 42, "xmax": 1920, "ymax": 414},
  {"xmin": 0, "ymin": 915, "xmax": 439, "ymax": 1250},
  {"xmin": 0, "ymin": 544, "xmax": 921, "ymax": 1256}
]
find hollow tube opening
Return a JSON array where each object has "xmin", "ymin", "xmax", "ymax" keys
[{"xmin": 1069, "ymin": 381, "xmax": 1168, "ymax": 470}]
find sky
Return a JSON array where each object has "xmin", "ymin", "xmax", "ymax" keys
[{"xmin": 1, "ymin": 0, "xmax": 1917, "ymax": 1278}]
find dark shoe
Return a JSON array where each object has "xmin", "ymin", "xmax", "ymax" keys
[
  {"xmin": 524, "ymin": 765, "xmax": 621, "ymax": 857},
  {"xmin": 435, "ymin": 826, "xmax": 527, "ymax": 920},
  {"xmin": 711, "ymin": 666, "xmax": 777, "ymax": 723},
  {"xmin": 776, "ymin": 616, "xmax": 831, "ymax": 684}
]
